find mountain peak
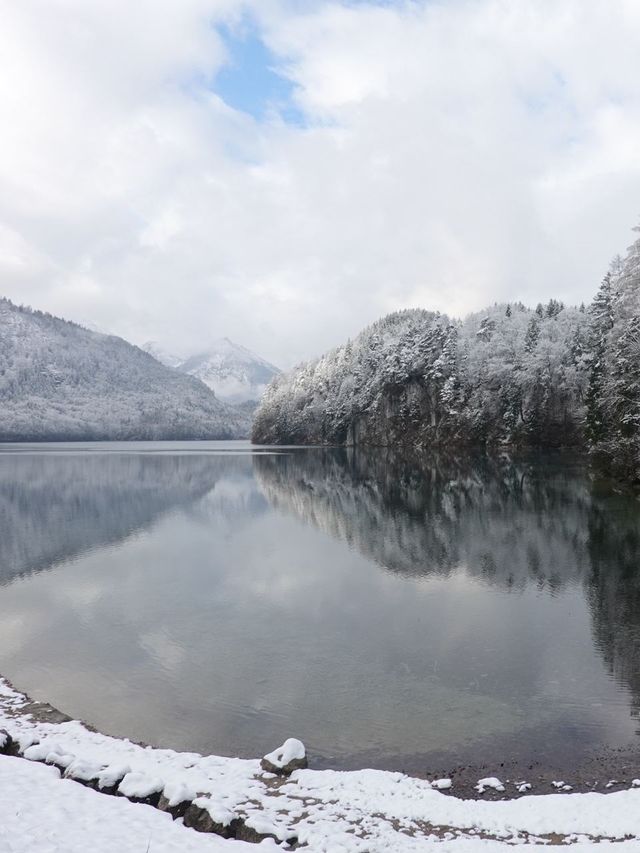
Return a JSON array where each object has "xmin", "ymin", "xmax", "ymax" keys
[
  {"xmin": 178, "ymin": 339, "xmax": 280, "ymax": 404},
  {"xmin": 142, "ymin": 336, "xmax": 280, "ymax": 404}
]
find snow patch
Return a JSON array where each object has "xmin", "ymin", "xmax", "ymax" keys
[
  {"xmin": 475, "ymin": 777, "xmax": 505, "ymax": 793},
  {"xmin": 97, "ymin": 763, "xmax": 131, "ymax": 790},
  {"xmin": 118, "ymin": 771, "xmax": 164, "ymax": 799},
  {"xmin": 192, "ymin": 796, "xmax": 236, "ymax": 827},
  {"xmin": 64, "ymin": 758, "xmax": 105, "ymax": 782},
  {"xmin": 262, "ymin": 737, "xmax": 305, "ymax": 769},
  {"xmin": 163, "ymin": 779, "xmax": 197, "ymax": 807}
]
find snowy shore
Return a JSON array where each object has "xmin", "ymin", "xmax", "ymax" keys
[{"xmin": 2, "ymin": 678, "xmax": 640, "ymax": 851}]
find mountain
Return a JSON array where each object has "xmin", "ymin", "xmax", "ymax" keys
[
  {"xmin": 142, "ymin": 337, "xmax": 279, "ymax": 404},
  {"xmin": 175, "ymin": 338, "xmax": 280, "ymax": 404},
  {"xmin": 141, "ymin": 340, "xmax": 183, "ymax": 370},
  {"xmin": 0, "ymin": 298, "xmax": 250, "ymax": 440}
]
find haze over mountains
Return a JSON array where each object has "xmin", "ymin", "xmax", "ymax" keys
[
  {"xmin": 142, "ymin": 338, "xmax": 280, "ymax": 405},
  {"xmin": 0, "ymin": 299, "xmax": 250, "ymax": 441}
]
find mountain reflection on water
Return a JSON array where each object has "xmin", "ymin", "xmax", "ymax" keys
[{"xmin": 0, "ymin": 443, "xmax": 638, "ymax": 771}]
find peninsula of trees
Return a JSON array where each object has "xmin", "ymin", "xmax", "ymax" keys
[{"xmin": 253, "ymin": 227, "xmax": 640, "ymax": 484}]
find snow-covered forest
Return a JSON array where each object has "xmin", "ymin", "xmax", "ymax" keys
[
  {"xmin": 0, "ymin": 299, "xmax": 250, "ymax": 440},
  {"xmin": 253, "ymin": 226, "xmax": 640, "ymax": 484}
]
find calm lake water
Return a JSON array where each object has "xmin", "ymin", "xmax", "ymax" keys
[{"xmin": 0, "ymin": 441, "xmax": 639, "ymax": 772}]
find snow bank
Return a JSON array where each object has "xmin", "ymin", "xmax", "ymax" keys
[
  {"xmin": 2, "ymin": 678, "xmax": 640, "ymax": 851},
  {"xmin": 118, "ymin": 770, "xmax": 164, "ymax": 800},
  {"xmin": 0, "ymin": 755, "xmax": 267, "ymax": 853}
]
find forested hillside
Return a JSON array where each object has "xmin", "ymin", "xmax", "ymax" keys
[
  {"xmin": 253, "ymin": 227, "xmax": 640, "ymax": 484},
  {"xmin": 0, "ymin": 299, "xmax": 250, "ymax": 440}
]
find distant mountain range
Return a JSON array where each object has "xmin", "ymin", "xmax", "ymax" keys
[
  {"xmin": 143, "ymin": 338, "xmax": 280, "ymax": 405},
  {"xmin": 0, "ymin": 298, "xmax": 250, "ymax": 440}
]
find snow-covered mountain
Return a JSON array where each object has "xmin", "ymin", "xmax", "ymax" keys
[
  {"xmin": 0, "ymin": 298, "xmax": 250, "ymax": 440},
  {"xmin": 144, "ymin": 338, "xmax": 280, "ymax": 404},
  {"xmin": 141, "ymin": 341, "xmax": 183, "ymax": 370},
  {"xmin": 178, "ymin": 339, "xmax": 280, "ymax": 403}
]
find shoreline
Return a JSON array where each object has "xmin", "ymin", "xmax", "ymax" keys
[
  {"xmin": 3, "ymin": 676, "xmax": 640, "ymax": 850},
  {"xmin": 5, "ymin": 674, "xmax": 640, "ymax": 803}
]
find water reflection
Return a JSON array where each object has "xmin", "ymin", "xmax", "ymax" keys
[
  {"xmin": 0, "ymin": 450, "xmax": 259, "ymax": 586},
  {"xmin": 0, "ymin": 444, "xmax": 638, "ymax": 771},
  {"xmin": 585, "ymin": 490, "xmax": 640, "ymax": 733},
  {"xmin": 254, "ymin": 448, "xmax": 593, "ymax": 589}
]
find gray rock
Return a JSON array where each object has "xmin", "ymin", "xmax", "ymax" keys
[
  {"xmin": 260, "ymin": 754, "xmax": 307, "ymax": 775},
  {"xmin": 158, "ymin": 793, "xmax": 191, "ymax": 820},
  {"xmin": 260, "ymin": 737, "xmax": 308, "ymax": 776},
  {"xmin": 183, "ymin": 803, "xmax": 240, "ymax": 838},
  {"xmin": 235, "ymin": 819, "xmax": 294, "ymax": 845},
  {"xmin": 0, "ymin": 729, "xmax": 13, "ymax": 755}
]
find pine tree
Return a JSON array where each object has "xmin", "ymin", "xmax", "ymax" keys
[
  {"xmin": 524, "ymin": 317, "xmax": 540, "ymax": 353},
  {"xmin": 597, "ymin": 226, "xmax": 640, "ymax": 481},
  {"xmin": 585, "ymin": 273, "xmax": 614, "ymax": 444}
]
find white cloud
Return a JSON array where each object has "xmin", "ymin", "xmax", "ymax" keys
[{"xmin": 0, "ymin": 0, "xmax": 639, "ymax": 367}]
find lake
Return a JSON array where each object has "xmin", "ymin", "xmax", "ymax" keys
[{"xmin": 0, "ymin": 441, "xmax": 639, "ymax": 774}]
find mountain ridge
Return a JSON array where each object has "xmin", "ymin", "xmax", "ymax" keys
[{"xmin": 0, "ymin": 298, "xmax": 250, "ymax": 440}]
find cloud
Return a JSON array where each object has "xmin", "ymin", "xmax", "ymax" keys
[{"xmin": 0, "ymin": 0, "xmax": 639, "ymax": 367}]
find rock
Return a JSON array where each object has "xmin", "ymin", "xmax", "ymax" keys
[
  {"xmin": 23, "ymin": 743, "xmax": 52, "ymax": 762},
  {"xmin": 95, "ymin": 764, "xmax": 131, "ymax": 795},
  {"xmin": 235, "ymin": 818, "xmax": 287, "ymax": 845},
  {"xmin": 475, "ymin": 777, "xmax": 505, "ymax": 794},
  {"xmin": 158, "ymin": 781, "xmax": 196, "ymax": 820},
  {"xmin": 260, "ymin": 738, "xmax": 307, "ymax": 776},
  {"xmin": 183, "ymin": 801, "xmax": 240, "ymax": 838},
  {"xmin": 0, "ymin": 729, "xmax": 13, "ymax": 755},
  {"xmin": 63, "ymin": 759, "xmax": 105, "ymax": 786},
  {"xmin": 117, "ymin": 771, "xmax": 164, "ymax": 807},
  {"xmin": 158, "ymin": 793, "xmax": 190, "ymax": 820},
  {"xmin": 46, "ymin": 752, "xmax": 75, "ymax": 771}
]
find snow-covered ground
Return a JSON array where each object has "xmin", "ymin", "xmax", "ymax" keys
[
  {"xmin": 0, "ymin": 755, "xmax": 266, "ymax": 853},
  {"xmin": 2, "ymin": 678, "xmax": 640, "ymax": 852}
]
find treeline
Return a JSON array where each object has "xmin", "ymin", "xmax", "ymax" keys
[{"xmin": 253, "ymin": 226, "xmax": 640, "ymax": 484}]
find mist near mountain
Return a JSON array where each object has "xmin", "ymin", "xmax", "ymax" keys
[{"xmin": 144, "ymin": 337, "xmax": 280, "ymax": 404}]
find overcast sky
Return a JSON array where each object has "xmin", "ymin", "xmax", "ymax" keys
[{"xmin": 1, "ymin": 0, "xmax": 639, "ymax": 368}]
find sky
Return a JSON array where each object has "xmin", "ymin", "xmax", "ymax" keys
[{"xmin": 0, "ymin": 0, "xmax": 639, "ymax": 368}]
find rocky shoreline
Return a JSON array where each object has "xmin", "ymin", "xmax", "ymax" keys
[
  {"xmin": 3, "ymin": 676, "xmax": 640, "ymax": 850},
  {"xmin": 8, "ymin": 676, "xmax": 640, "ymax": 803}
]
